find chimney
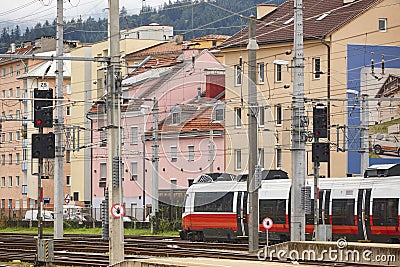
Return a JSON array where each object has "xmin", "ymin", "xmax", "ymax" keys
[
  {"xmin": 175, "ymin": 34, "xmax": 183, "ymax": 44},
  {"xmin": 9, "ymin": 43, "xmax": 16, "ymax": 53},
  {"xmin": 197, "ymin": 86, "xmax": 201, "ymax": 100},
  {"xmin": 256, "ymin": 4, "xmax": 277, "ymax": 20}
]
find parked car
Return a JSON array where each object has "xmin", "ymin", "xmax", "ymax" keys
[
  {"xmin": 23, "ymin": 210, "xmax": 54, "ymax": 221},
  {"xmin": 372, "ymin": 133, "xmax": 400, "ymax": 156}
]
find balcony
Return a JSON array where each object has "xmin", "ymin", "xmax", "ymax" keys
[
  {"xmin": 22, "ymin": 161, "xmax": 28, "ymax": 171},
  {"xmin": 22, "ymin": 185, "xmax": 27, "ymax": 195},
  {"xmin": 22, "ymin": 139, "xmax": 28, "ymax": 148}
]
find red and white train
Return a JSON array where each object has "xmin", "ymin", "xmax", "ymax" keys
[{"xmin": 180, "ymin": 168, "xmax": 400, "ymax": 243}]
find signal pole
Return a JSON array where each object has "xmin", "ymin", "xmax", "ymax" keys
[
  {"xmin": 151, "ymin": 98, "xmax": 159, "ymax": 233},
  {"xmin": 291, "ymin": 0, "xmax": 306, "ymax": 241},
  {"xmin": 247, "ymin": 15, "xmax": 260, "ymax": 252},
  {"xmin": 108, "ymin": 0, "xmax": 124, "ymax": 264},
  {"xmin": 54, "ymin": 0, "xmax": 64, "ymax": 239}
]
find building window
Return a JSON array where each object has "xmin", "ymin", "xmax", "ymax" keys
[
  {"xmin": 15, "ymin": 176, "xmax": 20, "ymax": 186},
  {"xmin": 1, "ymin": 68, "xmax": 5, "ymax": 78},
  {"xmin": 1, "ymin": 90, "xmax": 5, "ymax": 98},
  {"xmin": 16, "ymin": 109, "xmax": 21, "ymax": 119},
  {"xmin": 66, "ymin": 106, "xmax": 71, "ymax": 116},
  {"xmin": 8, "ymin": 132, "xmax": 12, "ymax": 142},
  {"xmin": 8, "ymin": 154, "xmax": 12, "ymax": 164},
  {"xmin": 171, "ymin": 146, "xmax": 177, "ymax": 162},
  {"xmin": 8, "ymin": 199, "xmax": 12, "ymax": 209},
  {"xmin": 66, "ymin": 150, "xmax": 71, "ymax": 163},
  {"xmin": 212, "ymin": 40, "xmax": 217, "ymax": 47},
  {"xmin": 16, "ymin": 65, "xmax": 20, "ymax": 75},
  {"xmin": 313, "ymin": 57, "xmax": 321, "ymax": 79},
  {"xmin": 258, "ymin": 63, "xmax": 265, "ymax": 84},
  {"xmin": 9, "ymin": 67, "xmax": 12, "ymax": 77},
  {"xmin": 8, "ymin": 110, "xmax": 13, "ymax": 119},
  {"xmin": 121, "ymin": 128, "xmax": 124, "ymax": 144},
  {"xmin": 9, "ymin": 88, "xmax": 13, "ymax": 97},
  {"xmin": 0, "ymin": 154, "xmax": 4, "ymax": 165},
  {"xmin": 258, "ymin": 148, "xmax": 264, "ymax": 168},
  {"xmin": 188, "ymin": 178, "xmax": 194, "ymax": 187},
  {"xmin": 130, "ymin": 126, "xmax": 138, "ymax": 144},
  {"xmin": 130, "ymin": 162, "xmax": 138, "ymax": 181},
  {"xmin": 16, "ymin": 153, "xmax": 20, "ymax": 164},
  {"xmin": 275, "ymin": 64, "xmax": 282, "ymax": 82},
  {"xmin": 16, "ymin": 87, "xmax": 20, "ymax": 97},
  {"xmin": 214, "ymin": 107, "xmax": 224, "ymax": 121},
  {"xmin": 100, "ymin": 163, "xmax": 107, "ymax": 180},
  {"xmin": 1, "ymin": 177, "xmax": 5, "ymax": 187},
  {"xmin": 259, "ymin": 106, "xmax": 265, "ymax": 126},
  {"xmin": 379, "ymin": 18, "xmax": 387, "ymax": 32},
  {"xmin": 66, "ymin": 84, "xmax": 71, "ymax": 94},
  {"xmin": 188, "ymin": 145, "xmax": 194, "ymax": 161},
  {"xmin": 16, "ymin": 131, "xmax": 21, "ymax": 141},
  {"xmin": 1, "ymin": 112, "xmax": 4, "ymax": 120},
  {"xmin": 100, "ymin": 129, "xmax": 107, "ymax": 147},
  {"xmin": 276, "ymin": 147, "xmax": 282, "ymax": 169},
  {"xmin": 1, "ymin": 134, "xmax": 5, "ymax": 143},
  {"xmin": 235, "ymin": 149, "xmax": 242, "ymax": 170},
  {"xmin": 235, "ymin": 107, "xmax": 242, "ymax": 128},
  {"xmin": 8, "ymin": 176, "xmax": 12, "ymax": 187},
  {"xmin": 235, "ymin": 65, "xmax": 242, "ymax": 86},
  {"xmin": 66, "ymin": 175, "xmax": 71, "ymax": 186},
  {"xmin": 24, "ymin": 65, "xmax": 28, "ymax": 73},
  {"xmin": 172, "ymin": 112, "xmax": 180, "ymax": 124},
  {"xmin": 276, "ymin": 104, "xmax": 282, "ymax": 125}
]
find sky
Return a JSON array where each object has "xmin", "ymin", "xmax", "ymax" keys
[{"xmin": 1, "ymin": 0, "xmax": 167, "ymax": 29}]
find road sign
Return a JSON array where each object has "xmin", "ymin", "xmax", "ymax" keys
[
  {"xmin": 110, "ymin": 203, "xmax": 125, "ymax": 219},
  {"xmin": 64, "ymin": 194, "xmax": 70, "ymax": 204},
  {"xmin": 262, "ymin": 217, "xmax": 273, "ymax": 230}
]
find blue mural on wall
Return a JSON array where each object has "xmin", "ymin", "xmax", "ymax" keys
[{"xmin": 347, "ymin": 45, "xmax": 400, "ymax": 175}]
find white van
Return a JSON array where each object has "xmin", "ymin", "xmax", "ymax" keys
[{"xmin": 24, "ymin": 210, "xmax": 54, "ymax": 221}]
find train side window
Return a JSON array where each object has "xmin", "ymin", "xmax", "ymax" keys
[
  {"xmin": 332, "ymin": 199, "xmax": 355, "ymax": 225},
  {"xmin": 372, "ymin": 198, "xmax": 399, "ymax": 226},
  {"xmin": 194, "ymin": 192, "xmax": 234, "ymax": 212},
  {"xmin": 259, "ymin": 199, "xmax": 286, "ymax": 224}
]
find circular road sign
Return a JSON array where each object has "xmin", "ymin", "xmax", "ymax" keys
[
  {"xmin": 262, "ymin": 217, "xmax": 273, "ymax": 230},
  {"xmin": 64, "ymin": 194, "xmax": 70, "ymax": 204},
  {"xmin": 110, "ymin": 203, "xmax": 125, "ymax": 219}
]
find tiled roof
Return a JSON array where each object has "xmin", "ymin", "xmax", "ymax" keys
[
  {"xmin": 157, "ymin": 98, "xmax": 224, "ymax": 135},
  {"xmin": 0, "ymin": 44, "xmax": 35, "ymax": 63},
  {"xmin": 126, "ymin": 42, "xmax": 185, "ymax": 58},
  {"xmin": 220, "ymin": 0, "xmax": 381, "ymax": 49},
  {"xmin": 192, "ymin": 34, "xmax": 231, "ymax": 41}
]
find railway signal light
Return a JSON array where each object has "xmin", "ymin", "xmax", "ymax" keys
[
  {"xmin": 312, "ymin": 142, "xmax": 330, "ymax": 163},
  {"xmin": 313, "ymin": 104, "xmax": 327, "ymax": 138},
  {"xmin": 34, "ymin": 88, "xmax": 53, "ymax": 128},
  {"xmin": 31, "ymin": 133, "xmax": 55, "ymax": 159}
]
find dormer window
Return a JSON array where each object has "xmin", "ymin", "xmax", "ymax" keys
[
  {"xmin": 171, "ymin": 106, "xmax": 182, "ymax": 125},
  {"xmin": 172, "ymin": 112, "xmax": 180, "ymax": 124}
]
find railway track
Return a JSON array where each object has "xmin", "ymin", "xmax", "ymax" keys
[{"xmin": 0, "ymin": 233, "xmax": 392, "ymax": 266}]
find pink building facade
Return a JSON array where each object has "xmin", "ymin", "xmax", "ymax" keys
[{"xmin": 90, "ymin": 50, "xmax": 225, "ymax": 216}]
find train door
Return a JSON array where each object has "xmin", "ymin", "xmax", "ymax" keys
[
  {"xmin": 357, "ymin": 189, "xmax": 371, "ymax": 241},
  {"xmin": 236, "ymin": 191, "xmax": 248, "ymax": 236},
  {"xmin": 319, "ymin": 190, "xmax": 331, "ymax": 225}
]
